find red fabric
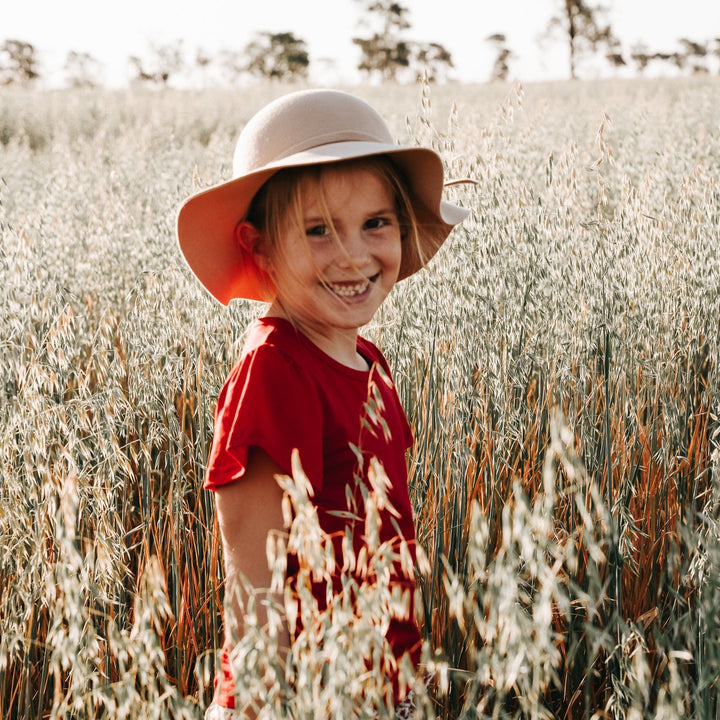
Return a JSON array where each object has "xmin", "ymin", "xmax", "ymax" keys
[{"xmin": 205, "ymin": 317, "xmax": 421, "ymax": 708}]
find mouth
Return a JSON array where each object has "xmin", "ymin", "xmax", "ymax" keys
[{"xmin": 323, "ymin": 273, "xmax": 380, "ymax": 299}]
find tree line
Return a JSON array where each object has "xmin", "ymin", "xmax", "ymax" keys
[
  {"xmin": 2, "ymin": 0, "xmax": 718, "ymax": 87},
  {"xmin": 487, "ymin": 1, "xmax": 719, "ymax": 82}
]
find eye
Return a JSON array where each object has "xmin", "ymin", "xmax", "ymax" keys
[
  {"xmin": 364, "ymin": 216, "xmax": 393, "ymax": 231},
  {"xmin": 306, "ymin": 224, "xmax": 330, "ymax": 238}
]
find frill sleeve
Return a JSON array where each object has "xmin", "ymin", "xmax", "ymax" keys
[{"xmin": 203, "ymin": 344, "xmax": 324, "ymax": 492}]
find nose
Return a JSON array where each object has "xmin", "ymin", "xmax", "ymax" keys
[{"xmin": 337, "ymin": 229, "xmax": 371, "ymax": 268}]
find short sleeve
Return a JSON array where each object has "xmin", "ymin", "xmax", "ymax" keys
[{"xmin": 204, "ymin": 344, "xmax": 324, "ymax": 492}]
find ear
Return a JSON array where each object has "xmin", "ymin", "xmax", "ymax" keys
[{"xmin": 235, "ymin": 222, "xmax": 272, "ymax": 272}]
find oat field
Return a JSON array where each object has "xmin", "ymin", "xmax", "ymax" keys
[{"xmin": 1, "ymin": 77, "xmax": 719, "ymax": 719}]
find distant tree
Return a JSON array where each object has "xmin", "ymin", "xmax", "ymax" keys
[
  {"xmin": 64, "ymin": 51, "xmax": 102, "ymax": 88},
  {"xmin": 353, "ymin": 1, "xmax": 411, "ymax": 81},
  {"xmin": 354, "ymin": 34, "xmax": 411, "ymax": 80},
  {"xmin": 414, "ymin": 42, "xmax": 454, "ymax": 82},
  {"xmin": 353, "ymin": 1, "xmax": 453, "ymax": 82},
  {"xmin": 678, "ymin": 38, "xmax": 708, "ymax": 74},
  {"xmin": 243, "ymin": 32, "xmax": 309, "ymax": 81},
  {"xmin": 632, "ymin": 40, "xmax": 712, "ymax": 77},
  {"xmin": 605, "ymin": 49, "xmax": 626, "ymax": 71},
  {"xmin": 678, "ymin": 38, "xmax": 707, "ymax": 58},
  {"xmin": 650, "ymin": 51, "xmax": 686, "ymax": 71},
  {"xmin": 630, "ymin": 43, "xmax": 652, "ymax": 74},
  {"xmin": 130, "ymin": 41, "xmax": 184, "ymax": 86},
  {"xmin": 195, "ymin": 47, "xmax": 212, "ymax": 74},
  {"xmin": 545, "ymin": 0, "xmax": 622, "ymax": 79},
  {"xmin": 486, "ymin": 33, "xmax": 514, "ymax": 81},
  {"xmin": 0, "ymin": 39, "xmax": 39, "ymax": 84},
  {"xmin": 191, "ymin": 47, "xmax": 214, "ymax": 87},
  {"xmin": 129, "ymin": 55, "xmax": 159, "ymax": 84}
]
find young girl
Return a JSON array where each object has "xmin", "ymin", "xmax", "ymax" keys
[{"xmin": 177, "ymin": 89, "xmax": 468, "ymax": 719}]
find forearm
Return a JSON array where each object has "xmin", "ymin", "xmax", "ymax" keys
[
  {"xmin": 214, "ymin": 447, "xmax": 291, "ymax": 715},
  {"xmin": 223, "ymin": 575, "xmax": 291, "ymax": 658},
  {"xmin": 222, "ymin": 576, "xmax": 290, "ymax": 720}
]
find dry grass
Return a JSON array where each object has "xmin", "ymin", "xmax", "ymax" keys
[{"xmin": 1, "ymin": 77, "xmax": 719, "ymax": 718}]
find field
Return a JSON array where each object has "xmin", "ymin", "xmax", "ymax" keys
[{"xmin": 1, "ymin": 77, "xmax": 719, "ymax": 719}]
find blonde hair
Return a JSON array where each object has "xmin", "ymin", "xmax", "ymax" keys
[{"xmin": 244, "ymin": 156, "xmax": 425, "ymax": 294}]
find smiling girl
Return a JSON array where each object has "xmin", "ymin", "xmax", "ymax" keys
[{"xmin": 176, "ymin": 89, "xmax": 469, "ymax": 719}]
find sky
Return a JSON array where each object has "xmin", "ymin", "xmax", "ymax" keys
[{"xmin": 3, "ymin": 0, "xmax": 719, "ymax": 87}]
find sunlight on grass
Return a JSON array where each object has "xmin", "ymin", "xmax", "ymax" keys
[{"xmin": 1, "ymin": 77, "xmax": 719, "ymax": 718}]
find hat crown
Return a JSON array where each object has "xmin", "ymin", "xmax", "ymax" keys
[{"xmin": 233, "ymin": 89, "xmax": 394, "ymax": 177}]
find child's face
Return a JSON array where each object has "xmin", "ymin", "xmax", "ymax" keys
[{"xmin": 266, "ymin": 165, "xmax": 402, "ymax": 338}]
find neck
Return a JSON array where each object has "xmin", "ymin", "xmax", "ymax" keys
[{"xmin": 265, "ymin": 303, "xmax": 369, "ymax": 371}]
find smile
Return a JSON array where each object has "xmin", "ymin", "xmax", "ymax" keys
[{"xmin": 324, "ymin": 273, "xmax": 380, "ymax": 298}]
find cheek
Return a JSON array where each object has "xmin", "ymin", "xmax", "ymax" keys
[
  {"xmin": 387, "ymin": 235, "xmax": 403, "ymax": 271},
  {"xmin": 273, "ymin": 236, "xmax": 320, "ymax": 277}
]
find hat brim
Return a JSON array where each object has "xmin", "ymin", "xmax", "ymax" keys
[{"xmin": 177, "ymin": 141, "xmax": 469, "ymax": 305}]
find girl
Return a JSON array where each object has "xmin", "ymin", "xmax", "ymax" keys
[{"xmin": 177, "ymin": 89, "xmax": 468, "ymax": 719}]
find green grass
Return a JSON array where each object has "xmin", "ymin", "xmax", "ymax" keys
[{"xmin": 1, "ymin": 76, "xmax": 719, "ymax": 718}]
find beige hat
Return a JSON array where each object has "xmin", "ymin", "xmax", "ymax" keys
[{"xmin": 177, "ymin": 89, "xmax": 469, "ymax": 305}]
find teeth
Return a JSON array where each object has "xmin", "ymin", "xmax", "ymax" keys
[{"xmin": 327, "ymin": 279, "xmax": 370, "ymax": 297}]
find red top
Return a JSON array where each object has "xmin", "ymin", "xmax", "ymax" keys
[{"xmin": 205, "ymin": 317, "xmax": 421, "ymax": 708}]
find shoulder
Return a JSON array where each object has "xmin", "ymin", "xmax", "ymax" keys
[
  {"xmin": 218, "ymin": 318, "xmax": 315, "ymax": 410},
  {"xmin": 208, "ymin": 318, "xmax": 326, "ymax": 486},
  {"xmin": 234, "ymin": 317, "xmax": 307, "ymax": 376},
  {"xmin": 242, "ymin": 316, "xmax": 303, "ymax": 364},
  {"xmin": 357, "ymin": 335, "xmax": 391, "ymax": 373},
  {"xmin": 358, "ymin": 337, "xmax": 398, "ymax": 394}
]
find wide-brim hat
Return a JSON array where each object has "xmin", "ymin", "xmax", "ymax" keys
[{"xmin": 177, "ymin": 89, "xmax": 470, "ymax": 305}]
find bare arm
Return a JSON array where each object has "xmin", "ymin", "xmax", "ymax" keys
[{"xmin": 215, "ymin": 446, "xmax": 291, "ymax": 660}]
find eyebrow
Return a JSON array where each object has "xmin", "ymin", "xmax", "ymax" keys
[
  {"xmin": 368, "ymin": 206, "xmax": 398, "ymax": 217},
  {"xmin": 303, "ymin": 207, "xmax": 397, "ymax": 222}
]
